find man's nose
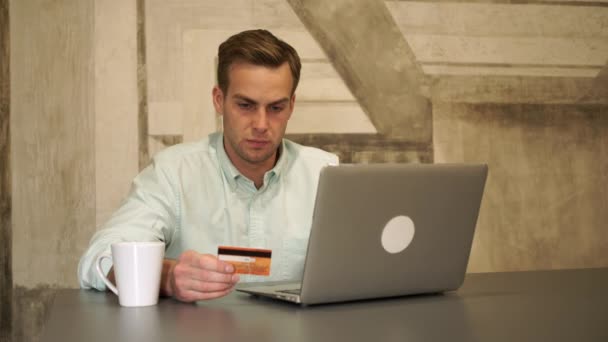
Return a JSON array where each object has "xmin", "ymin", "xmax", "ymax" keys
[{"xmin": 252, "ymin": 109, "xmax": 269, "ymax": 131}]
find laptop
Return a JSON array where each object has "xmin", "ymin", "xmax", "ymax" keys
[{"xmin": 237, "ymin": 163, "xmax": 488, "ymax": 305}]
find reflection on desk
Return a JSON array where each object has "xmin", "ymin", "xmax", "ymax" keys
[{"xmin": 41, "ymin": 268, "xmax": 608, "ymax": 342}]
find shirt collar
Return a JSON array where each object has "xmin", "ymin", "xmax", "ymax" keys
[
  {"xmin": 214, "ymin": 133, "xmax": 240, "ymax": 190},
  {"xmin": 269, "ymin": 139, "xmax": 288, "ymax": 178},
  {"xmin": 213, "ymin": 132, "xmax": 289, "ymax": 190}
]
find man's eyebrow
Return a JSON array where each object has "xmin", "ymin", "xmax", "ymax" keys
[
  {"xmin": 232, "ymin": 94, "xmax": 290, "ymax": 106},
  {"xmin": 268, "ymin": 98, "xmax": 290, "ymax": 106},
  {"xmin": 233, "ymin": 94, "xmax": 258, "ymax": 104}
]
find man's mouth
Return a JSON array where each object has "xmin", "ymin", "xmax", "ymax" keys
[{"xmin": 246, "ymin": 139, "xmax": 270, "ymax": 148}]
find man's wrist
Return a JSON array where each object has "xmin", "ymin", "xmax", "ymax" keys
[{"xmin": 160, "ymin": 259, "xmax": 177, "ymax": 297}]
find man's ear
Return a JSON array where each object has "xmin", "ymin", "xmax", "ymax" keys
[{"xmin": 212, "ymin": 86, "xmax": 224, "ymax": 115}]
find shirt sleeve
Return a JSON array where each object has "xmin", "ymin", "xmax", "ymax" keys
[{"xmin": 77, "ymin": 158, "xmax": 180, "ymax": 291}]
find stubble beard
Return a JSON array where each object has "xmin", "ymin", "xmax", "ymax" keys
[{"xmin": 231, "ymin": 138, "xmax": 279, "ymax": 166}]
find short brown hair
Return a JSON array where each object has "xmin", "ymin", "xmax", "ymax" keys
[{"xmin": 217, "ymin": 29, "xmax": 301, "ymax": 95}]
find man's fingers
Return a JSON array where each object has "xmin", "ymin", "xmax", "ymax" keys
[
  {"xmin": 173, "ymin": 254, "xmax": 239, "ymax": 283},
  {"xmin": 180, "ymin": 251, "xmax": 234, "ymax": 274},
  {"xmin": 173, "ymin": 262, "xmax": 238, "ymax": 284},
  {"xmin": 198, "ymin": 254, "xmax": 235, "ymax": 273},
  {"xmin": 185, "ymin": 278, "xmax": 235, "ymax": 293},
  {"xmin": 172, "ymin": 251, "xmax": 240, "ymax": 302},
  {"xmin": 195, "ymin": 269, "xmax": 239, "ymax": 284},
  {"xmin": 175, "ymin": 266, "xmax": 239, "ymax": 284},
  {"xmin": 171, "ymin": 275, "xmax": 237, "ymax": 302}
]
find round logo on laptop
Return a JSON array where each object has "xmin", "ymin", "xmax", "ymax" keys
[{"xmin": 381, "ymin": 215, "xmax": 415, "ymax": 254}]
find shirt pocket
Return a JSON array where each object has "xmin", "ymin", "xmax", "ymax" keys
[{"xmin": 279, "ymin": 237, "xmax": 309, "ymax": 281}]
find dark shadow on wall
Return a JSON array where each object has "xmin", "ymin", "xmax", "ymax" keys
[
  {"xmin": 12, "ymin": 287, "xmax": 57, "ymax": 342},
  {"xmin": 0, "ymin": 0, "xmax": 12, "ymax": 341},
  {"xmin": 137, "ymin": 0, "xmax": 150, "ymax": 171}
]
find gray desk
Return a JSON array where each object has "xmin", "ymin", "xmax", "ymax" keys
[{"xmin": 41, "ymin": 268, "xmax": 608, "ymax": 342}]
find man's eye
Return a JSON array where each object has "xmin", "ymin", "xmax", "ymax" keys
[
  {"xmin": 238, "ymin": 103, "xmax": 252, "ymax": 109},
  {"xmin": 270, "ymin": 106, "xmax": 284, "ymax": 112}
]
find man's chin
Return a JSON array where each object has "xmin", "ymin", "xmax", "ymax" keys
[
  {"xmin": 246, "ymin": 155, "xmax": 274, "ymax": 165},
  {"xmin": 240, "ymin": 149, "xmax": 275, "ymax": 165}
]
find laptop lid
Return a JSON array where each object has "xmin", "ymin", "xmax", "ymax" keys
[{"xmin": 297, "ymin": 163, "xmax": 488, "ymax": 305}]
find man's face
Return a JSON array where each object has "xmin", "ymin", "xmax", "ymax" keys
[{"xmin": 213, "ymin": 61, "xmax": 295, "ymax": 169}]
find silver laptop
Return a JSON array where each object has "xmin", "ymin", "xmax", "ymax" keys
[{"xmin": 237, "ymin": 163, "xmax": 488, "ymax": 305}]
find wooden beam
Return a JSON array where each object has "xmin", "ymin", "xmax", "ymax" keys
[
  {"xmin": 286, "ymin": 133, "xmax": 433, "ymax": 163},
  {"xmin": 287, "ymin": 0, "xmax": 432, "ymax": 142}
]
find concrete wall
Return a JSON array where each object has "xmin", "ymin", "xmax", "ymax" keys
[
  {"xmin": 8, "ymin": 0, "xmax": 138, "ymax": 340},
  {"xmin": 10, "ymin": 1, "xmax": 96, "ymax": 340},
  {"xmin": 3, "ymin": 0, "xmax": 608, "ymax": 341},
  {"xmin": 1, "ymin": 0, "xmax": 12, "ymax": 341},
  {"xmin": 435, "ymin": 103, "xmax": 608, "ymax": 272}
]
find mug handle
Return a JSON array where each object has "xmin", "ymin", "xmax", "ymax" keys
[{"xmin": 95, "ymin": 253, "xmax": 119, "ymax": 295}]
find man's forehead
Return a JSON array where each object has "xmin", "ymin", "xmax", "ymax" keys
[
  {"xmin": 223, "ymin": 62, "xmax": 294, "ymax": 102},
  {"xmin": 226, "ymin": 61, "xmax": 293, "ymax": 84}
]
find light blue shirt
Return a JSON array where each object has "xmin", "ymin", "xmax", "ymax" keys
[{"xmin": 78, "ymin": 132, "xmax": 339, "ymax": 290}]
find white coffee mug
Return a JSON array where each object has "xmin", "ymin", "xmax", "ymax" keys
[{"xmin": 95, "ymin": 241, "xmax": 165, "ymax": 307}]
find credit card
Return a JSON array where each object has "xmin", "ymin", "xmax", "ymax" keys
[{"xmin": 217, "ymin": 246, "xmax": 272, "ymax": 276}]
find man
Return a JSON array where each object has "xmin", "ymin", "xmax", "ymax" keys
[{"xmin": 78, "ymin": 29, "xmax": 338, "ymax": 302}]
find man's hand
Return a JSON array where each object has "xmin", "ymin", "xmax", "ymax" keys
[{"xmin": 163, "ymin": 250, "xmax": 240, "ymax": 302}]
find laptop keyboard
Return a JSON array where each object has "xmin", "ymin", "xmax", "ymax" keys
[{"xmin": 278, "ymin": 288, "xmax": 301, "ymax": 295}]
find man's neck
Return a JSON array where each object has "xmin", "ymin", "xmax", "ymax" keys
[
  {"xmin": 224, "ymin": 141, "xmax": 279, "ymax": 190},
  {"xmin": 238, "ymin": 157, "xmax": 276, "ymax": 189}
]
